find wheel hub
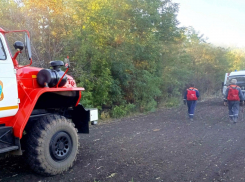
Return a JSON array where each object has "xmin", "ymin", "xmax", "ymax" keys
[
  {"xmin": 58, "ymin": 142, "xmax": 65, "ymax": 150},
  {"xmin": 50, "ymin": 131, "xmax": 73, "ymax": 161}
]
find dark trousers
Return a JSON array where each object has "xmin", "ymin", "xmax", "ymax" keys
[
  {"xmin": 187, "ymin": 100, "xmax": 197, "ymax": 118},
  {"xmin": 228, "ymin": 101, "xmax": 240, "ymax": 121}
]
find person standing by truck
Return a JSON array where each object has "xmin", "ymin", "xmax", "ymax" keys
[
  {"xmin": 183, "ymin": 84, "xmax": 200, "ymax": 121},
  {"xmin": 224, "ymin": 79, "xmax": 244, "ymax": 123}
]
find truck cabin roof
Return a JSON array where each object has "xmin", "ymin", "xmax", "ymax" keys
[{"xmin": 229, "ymin": 70, "xmax": 245, "ymax": 77}]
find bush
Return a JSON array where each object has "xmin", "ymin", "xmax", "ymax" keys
[
  {"xmin": 164, "ymin": 97, "xmax": 180, "ymax": 108},
  {"xmin": 111, "ymin": 104, "xmax": 136, "ymax": 118},
  {"xmin": 100, "ymin": 111, "xmax": 111, "ymax": 120}
]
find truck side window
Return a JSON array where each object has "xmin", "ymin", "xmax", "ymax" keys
[{"xmin": 0, "ymin": 39, "xmax": 6, "ymax": 60}]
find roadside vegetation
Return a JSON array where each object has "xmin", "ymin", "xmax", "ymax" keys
[{"xmin": 1, "ymin": 0, "xmax": 245, "ymax": 118}]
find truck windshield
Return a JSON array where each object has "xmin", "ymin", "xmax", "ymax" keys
[{"xmin": 0, "ymin": 39, "xmax": 6, "ymax": 60}]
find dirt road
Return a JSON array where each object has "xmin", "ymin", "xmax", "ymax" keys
[{"xmin": 1, "ymin": 98, "xmax": 245, "ymax": 182}]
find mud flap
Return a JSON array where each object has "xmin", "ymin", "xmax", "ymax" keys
[{"xmin": 72, "ymin": 104, "xmax": 90, "ymax": 133}]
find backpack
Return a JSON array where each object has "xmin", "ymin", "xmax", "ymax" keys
[
  {"xmin": 227, "ymin": 86, "xmax": 240, "ymax": 101},
  {"xmin": 187, "ymin": 89, "xmax": 197, "ymax": 100}
]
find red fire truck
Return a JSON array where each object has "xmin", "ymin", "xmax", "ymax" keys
[{"xmin": 0, "ymin": 27, "xmax": 98, "ymax": 176}]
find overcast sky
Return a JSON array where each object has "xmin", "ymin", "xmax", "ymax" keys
[{"xmin": 173, "ymin": 0, "xmax": 245, "ymax": 48}]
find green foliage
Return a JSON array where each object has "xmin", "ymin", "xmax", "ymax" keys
[
  {"xmin": 164, "ymin": 97, "xmax": 180, "ymax": 108},
  {"xmin": 2, "ymin": 0, "xmax": 245, "ymax": 119},
  {"xmin": 111, "ymin": 104, "xmax": 136, "ymax": 118}
]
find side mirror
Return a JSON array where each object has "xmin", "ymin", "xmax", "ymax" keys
[
  {"xmin": 222, "ymin": 82, "xmax": 224, "ymax": 87},
  {"xmin": 64, "ymin": 56, "xmax": 70, "ymax": 68},
  {"xmin": 25, "ymin": 33, "xmax": 32, "ymax": 60},
  {"xmin": 13, "ymin": 41, "xmax": 24, "ymax": 51}
]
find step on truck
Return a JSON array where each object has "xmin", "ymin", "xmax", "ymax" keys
[{"xmin": 0, "ymin": 28, "xmax": 98, "ymax": 176}]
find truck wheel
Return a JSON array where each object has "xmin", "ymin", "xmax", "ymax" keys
[{"xmin": 24, "ymin": 114, "xmax": 79, "ymax": 176}]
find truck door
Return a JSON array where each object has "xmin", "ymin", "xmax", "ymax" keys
[{"xmin": 0, "ymin": 34, "xmax": 19, "ymax": 118}]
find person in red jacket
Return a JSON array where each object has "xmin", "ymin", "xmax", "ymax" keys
[
  {"xmin": 224, "ymin": 79, "xmax": 244, "ymax": 123},
  {"xmin": 183, "ymin": 84, "xmax": 200, "ymax": 121}
]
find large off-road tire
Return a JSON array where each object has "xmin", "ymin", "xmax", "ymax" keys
[{"xmin": 24, "ymin": 114, "xmax": 79, "ymax": 176}]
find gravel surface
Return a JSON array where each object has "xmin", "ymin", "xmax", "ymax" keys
[{"xmin": 1, "ymin": 98, "xmax": 245, "ymax": 182}]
